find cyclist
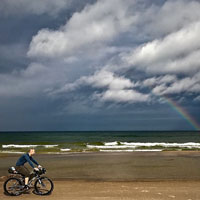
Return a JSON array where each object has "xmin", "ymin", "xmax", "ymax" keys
[{"xmin": 15, "ymin": 149, "xmax": 42, "ymax": 190}]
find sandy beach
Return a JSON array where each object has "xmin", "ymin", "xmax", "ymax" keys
[
  {"xmin": 1, "ymin": 151, "xmax": 200, "ymax": 199},
  {"xmin": 1, "ymin": 180, "xmax": 200, "ymax": 200}
]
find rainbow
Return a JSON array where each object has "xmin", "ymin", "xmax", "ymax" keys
[{"xmin": 164, "ymin": 96, "xmax": 200, "ymax": 131}]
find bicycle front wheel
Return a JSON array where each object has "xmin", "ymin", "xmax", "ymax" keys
[
  {"xmin": 4, "ymin": 177, "xmax": 23, "ymax": 196},
  {"xmin": 34, "ymin": 176, "xmax": 54, "ymax": 195}
]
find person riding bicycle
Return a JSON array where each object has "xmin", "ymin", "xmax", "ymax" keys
[{"xmin": 15, "ymin": 149, "xmax": 42, "ymax": 190}]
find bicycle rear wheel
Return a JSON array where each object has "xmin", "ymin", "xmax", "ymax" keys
[
  {"xmin": 34, "ymin": 176, "xmax": 54, "ymax": 195},
  {"xmin": 4, "ymin": 177, "xmax": 23, "ymax": 196}
]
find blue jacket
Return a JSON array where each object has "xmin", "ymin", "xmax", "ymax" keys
[{"xmin": 16, "ymin": 153, "xmax": 39, "ymax": 168}]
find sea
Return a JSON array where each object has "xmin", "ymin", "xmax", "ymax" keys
[{"xmin": 0, "ymin": 131, "xmax": 200, "ymax": 154}]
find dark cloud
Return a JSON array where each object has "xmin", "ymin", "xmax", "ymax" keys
[
  {"xmin": 0, "ymin": 0, "xmax": 97, "ymax": 17},
  {"xmin": 0, "ymin": 0, "xmax": 97, "ymax": 73}
]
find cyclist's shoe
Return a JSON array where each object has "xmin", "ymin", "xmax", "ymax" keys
[{"xmin": 23, "ymin": 185, "xmax": 30, "ymax": 191}]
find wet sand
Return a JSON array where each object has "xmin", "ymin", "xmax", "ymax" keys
[
  {"xmin": 1, "ymin": 151, "xmax": 200, "ymax": 199},
  {"xmin": 1, "ymin": 151, "xmax": 200, "ymax": 181}
]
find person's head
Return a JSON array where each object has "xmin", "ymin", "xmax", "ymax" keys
[{"xmin": 28, "ymin": 149, "xmax": 35, "ymax": 156}]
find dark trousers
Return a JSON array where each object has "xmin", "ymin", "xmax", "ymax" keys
[{"xmin": 15, "ymin": 165, "xmax": 30, "ymax": 178}]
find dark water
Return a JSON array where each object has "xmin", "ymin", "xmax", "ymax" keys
[{"xmin": 0, "ymin": 131, "xmax": 200, "ymax": 153}]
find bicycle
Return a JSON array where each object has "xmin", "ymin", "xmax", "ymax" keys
[{"xmin": 3, "ymin": 166, "xmax": 54, "ymax": 196}]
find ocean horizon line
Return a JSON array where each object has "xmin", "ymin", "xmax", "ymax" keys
[{"xmin": 0, "ymin": 130, "xmax": 199, "ymax": 133}]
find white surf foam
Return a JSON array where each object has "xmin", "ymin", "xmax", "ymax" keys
[
  {"xmin": 2, "ymin": 144, "xmax": 38, "ymax": 148},
  {"xmin": 87, "ymin": 142, "xmax": 200, "ymax": 150},
  {"xmin": 43, "ymin": 145, "xmax": 58, "ymax": 148},
  {"xmin": 132, "ymin": 149, "xmax": 163, "ymax": 152},
  {"xmin": 99, "ymin": 149, "xmax": 163, "ymax": 152},
  {"xmin": 87, "ymin": 145, "xmax": 129, "ymax": 149},
  {"xmin": 2, "ymin": 144, "xmax": 58, "ymax": 148},
  {"xmin": 104, "ymin": 141, "xmax": 119, "ymax": 146},
  {"xmin": 0, "ymin": 150, "xmax": 24, "ymax": 154},
  {"xmin": 120, "ymin": 142, "xmax": 200, "ymax": 148},
  {"xmin": 100, "ymin": 150, "xmax": 134, "ymax": 152},
  {"xmin": 60, "ymin": 148, "xmax": 71, "ymax": 152}
]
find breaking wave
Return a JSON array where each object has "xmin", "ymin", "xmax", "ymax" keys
[
  {"xmin": 2, "ymin": 144, "xmax": 58, "ymax": 148},
  {"xmin": 87, "ymin": 141, "xmax": 200, "ymax": 151},
  {"xmin": 1, "ymin": 141, "xmax": 200, "ymax": 153}
]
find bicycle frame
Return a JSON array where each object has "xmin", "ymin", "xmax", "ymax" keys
[{"xmin": 18, "ymin": 171, "xmax": 43, "ymax": 187}]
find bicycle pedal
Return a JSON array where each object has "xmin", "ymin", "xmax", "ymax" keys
[{"xmin": 22, "ymin": 185, "xmax": 30, "ymax": 191}]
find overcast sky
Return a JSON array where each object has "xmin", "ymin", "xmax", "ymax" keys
[{"xmin": 0, "ymin": 0, "xmax": 200, "ymax": 131}]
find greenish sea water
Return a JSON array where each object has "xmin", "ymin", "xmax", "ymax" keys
[{"xmin": 0, "ymin": 131, "xmax": 200, "ymax": 153}]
